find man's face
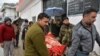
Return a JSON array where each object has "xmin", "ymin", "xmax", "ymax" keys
[
  {"xmin": 85, "ymin": 12, "xmax": 97, "ymax": 25},
  {"xmin": 56, "ymin": 21, "xmax": 60, "ymax": 24},
  {"xmin": 6, "ymin": 21, "xmax": 11, "ymax": 25},
  {"xmin": 63, "ymin": 19, "xmax": 69, "ymax": 25},
  {"xmin": 39, "ymin": 17, "xmax": 49, "ymax": 28}
]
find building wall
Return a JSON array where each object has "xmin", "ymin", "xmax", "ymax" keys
[
  {"xmin": 4, "ymin": 8, "xmax": 16, "ymax": 21},
  {"xmin": 0, "ymin": 12, "xmax": 3, "ymax": 23},
  {"xmin": 68, "ymin": 14, "xmax": 100, "ymax": 55},
  {"xmin": 19, "ymin": 0, "xmax": 43, "ymax": 22}
]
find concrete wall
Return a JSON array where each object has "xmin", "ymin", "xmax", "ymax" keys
[
  {"xmin": 0, "ymin": 12, "xmax": 3, "ymax": 23},
  {"xmin": 68, "ymin": 14, "xmax": 100, "ymax": 55},
  {"xmin": 19, "ymin": 0, "xmax": 43, "ymax": 21},
  {"xmin": 4, "ymin": 8, "xmax": 16, "ymax": 21}
]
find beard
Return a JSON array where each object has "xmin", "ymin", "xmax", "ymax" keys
[
  {"xmin": 87, "ymin": 23, "xmax": 92, "ymax": 26},
  {"xmin": 86, "ymin": 21, "xmax": 94, "ymax": 26}
]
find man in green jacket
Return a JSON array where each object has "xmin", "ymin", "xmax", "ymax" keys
[
  {"xmin": 59, "ymin": 17, "xmax": 74, "ymax": 47},
  {"xmin": 25, "ymin": 13, "xmax": 49, "ymax": 56}
]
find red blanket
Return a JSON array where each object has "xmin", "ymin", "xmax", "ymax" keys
[{"xmin": 45, "ymin": 32, "xmax": 66, "ymax": 56}]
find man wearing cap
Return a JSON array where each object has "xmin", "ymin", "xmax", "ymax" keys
[{"xmin": 0, "ymin": 17, "xmax": 15, "ymax": 56}]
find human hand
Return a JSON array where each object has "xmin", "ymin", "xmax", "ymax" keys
[{"xmin": 0, "ymin": 43, "xmax": 4, "ymax": 48}]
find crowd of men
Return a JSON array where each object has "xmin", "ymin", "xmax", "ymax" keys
[{"xmin": 0, "ymin": 8, "xmax": 100, "ymax": 56}]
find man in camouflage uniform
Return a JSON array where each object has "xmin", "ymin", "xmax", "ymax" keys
[{"xmin": 59, "ymin": 17, "xmax": 74, "ymax": 47}]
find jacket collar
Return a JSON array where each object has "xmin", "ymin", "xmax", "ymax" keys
[
  {"xmin": 36, "ymin": 22, "xmax": 44, "ymax": 32},
  {"xmin": 80, "ymin": 21, "xmax": 92, "ymax": 32}
]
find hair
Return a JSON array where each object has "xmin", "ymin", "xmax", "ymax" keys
[
  {"xmin": 24, "ymin": 19, "xmax": 28, "ymax": 23},
  {"xmin": 62, "ymin": 17, "xmax": 69, "ymax": 22},
  {"xmin": 83, "ymin": 8, "xmax": 98, "ymax": 17},
  {"xmin": 4, "ymin": 17, "xmax": 12, "ymax": 22},
  {"xmin": 29, "ymin": 21, "xmax": 33, "ymax": 25},
  {"xmin": 37, "ymin": 13, "xmax": 49, "ymax": 20},
  {"xmin": 13, "ymin": 20, "xmax": 17, "ymax": 24}
]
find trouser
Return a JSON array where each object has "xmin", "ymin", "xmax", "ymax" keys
[
  {"xmin": 22, "ymin": 40, "xmax": 25, "ymax": 50},
  {"xmin": 75, "ymin": 50, "xmax": 89, "ymax": 56},
  {"xmin": 15, "ymin": 34, "xmax": 19, "ymax": 47},
  {"xmin": 3, "ymin": 41, "xmax": 14, "ymax": 56}
]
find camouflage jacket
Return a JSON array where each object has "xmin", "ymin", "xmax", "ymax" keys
[{"xmin": 59, "ymin": 24, "xmax": 74, "ymax": 46}]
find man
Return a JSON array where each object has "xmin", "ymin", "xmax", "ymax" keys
[
  {"xmin": 66, "ymin": 8, "xmax": 100, "ymax": 56},
  {"xmin": 22, "ymin": 19, "xmax": 28, "ymax": 49},
  {"xmin": 0, "ymin": 17, "xmax": 15, "ymax": 56},
  {"xmin": 25, "ymin": 13, "xmax": 49, "ymax": 56},
  {"xmin": 59, "ymin": 17, "xmax": 74, "ymax": 46},
  {"xmin": 12, "ymin": 20, "xmax": 20, "ymax": 48},
  {"xmin": 51, "ymin": 19, "xmax": 61, "ymax": 37}
]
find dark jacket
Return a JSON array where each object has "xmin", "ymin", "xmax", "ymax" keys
[
  {"xmin": 22, "ymin": 27, "xmax": 28, "ymax": 40},
  {"xmin": 51, "ymin": 23, "xmax": 61, "ymax": 37}
]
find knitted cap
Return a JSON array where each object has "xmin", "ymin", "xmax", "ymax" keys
[{"xmin": 4, "ymin": 17, "xmax": 12, "ymax": 22}]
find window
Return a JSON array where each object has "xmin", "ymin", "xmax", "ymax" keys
[
  {"xmin": 68, "ymin": 0, "xmax": 99, "ymax": 15},
  {"xmin": 32, "ymin": 16, "xmax": 36, "ymax": 23}
]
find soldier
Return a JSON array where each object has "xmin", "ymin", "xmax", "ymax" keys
[{"xmin": 59, "ymin": 17, "xmax": 74, "ymax": 47}]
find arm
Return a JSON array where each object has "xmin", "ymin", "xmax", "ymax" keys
[
  {"xmin": 31, "ymin": 32, "xmax": 49, "ymax": 56},
  {"xmin": 59, "ymin": 26, "xmax": 65, "ymax": 42},
  {"xmin": 0, "ymin": 25, "xmax": 4, "ymax": 43},
  {"xmin": 65, "ymin": 30, "xmax": 81, "ymax": 56},
  {"xmin": 96, "ymin": 31, "xmax": 100, "ymax": 46},
  {"xmin": 12, "ymin": 27, "xmax": 16, "ymax": 39}
]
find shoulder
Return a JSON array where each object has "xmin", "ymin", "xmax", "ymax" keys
[
  {"xmin": 30, "ymin": 23, "xmax": 43, "ymax": 32},
  {"xmin": 61, "ymin": 25, "xmax": 65, "ymax": 28},
  {"xmin": 0, "ymin": 24, "xmax": 6, "ymax": 28},
  {"xmin": 72, "ymin": 23, "xmax": 83, "ymax": 35},
  {"xmin": 92, "ymin": 24, "xmax": 96, "ymax": 29},
  {"xmin": 26, "ymin": 23, "xmax": 43, "ymax": 37}
]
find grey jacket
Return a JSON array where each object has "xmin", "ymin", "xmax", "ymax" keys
[{"xmin": 66, "ymin": 22, "xmax": 100, "ymax": 56}]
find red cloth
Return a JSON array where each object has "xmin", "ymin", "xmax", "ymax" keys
[
  {"xmin": 49, "ymin": 45, "xmax": 65, "ymax": 56},
  {"xmin": 45, "ymin": 32, "xmax": 66, "ymax": 56},
  {"xmin": 0, "ymin": 24, "xmax": 15, "ymax": 43}
]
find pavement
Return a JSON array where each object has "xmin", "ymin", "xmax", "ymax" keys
[{"xmin": 0, "ymin": 43, "xmax": 24, "ymax": 56}]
